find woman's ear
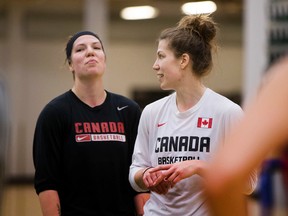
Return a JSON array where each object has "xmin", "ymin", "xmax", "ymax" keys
[
  {"xmin": 68, "ymin": 62, "xmax": 74, "ymax": 72},
  {"xmin": 180, "ymin": 53, "xmax": 190, "ymax": 69}
]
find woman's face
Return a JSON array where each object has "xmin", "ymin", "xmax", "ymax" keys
[
  {"xmin": 152, "ymin": 39, "xmax": 183, "ymax": 90},
  {"xmin": 69, "ymin": 35, "xmax": 106, "ymax": 80}
]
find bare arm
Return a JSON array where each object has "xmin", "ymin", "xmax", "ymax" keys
[
  {"xmin": 39, "ymin": 190, "xmax": 61, "ymax": 216},
  {"xmin": 205, "ymin": 57, "xmax": 288, "ymax": 215},
  {"xmin": 134, "ymin": 193, "xmax": 150, "ymax": 216}
]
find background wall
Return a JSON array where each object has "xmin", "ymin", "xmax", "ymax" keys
[{"xmin": 0, "ymin": 0, "xmax": 259, "ymax": 180}]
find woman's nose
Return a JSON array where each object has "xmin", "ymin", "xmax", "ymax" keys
[
  {"xmin": 86, "ymin": 46, "xmax": 95, "ymax": 56},
  {"xmin": 152, "ymin": 62, "xmax": 159, "ymax": 70}
]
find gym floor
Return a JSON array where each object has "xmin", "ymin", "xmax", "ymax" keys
[
  {"xmin": 1, "ymin": 183, "xmax": 261, "ymax": 216},
  {"xmin": 1, "ymin": 184, "xmax": 41, "ymax": 216},
  {"xmin": 2, "ymin": 183, "xmax": 288, "ymax": 216}
]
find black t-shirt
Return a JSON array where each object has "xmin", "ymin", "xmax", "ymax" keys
[{"xmin": 33, "ymin": 90, "xmax": 141, "ymax": 216}]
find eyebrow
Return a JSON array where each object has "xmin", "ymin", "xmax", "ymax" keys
[{"xmin": 75, "ymin": 41, "xmax": 101, "ymax": 47}]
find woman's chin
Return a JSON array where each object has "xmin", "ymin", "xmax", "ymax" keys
[{"xmin": 160, "ymin": 84, "xmax": 171, "ymax": 91}]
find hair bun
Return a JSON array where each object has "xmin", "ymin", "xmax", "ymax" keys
[{"xmin": 177, "ymin": 14, "xmax": 217, "ymax": 43}]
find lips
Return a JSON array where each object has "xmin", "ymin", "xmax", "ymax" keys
[
  {"xmin": 157, "ymin": 74, "xmax": 164, "ymax": 79},
  {"xmin": 86, "ymin": 59, "xmax": 97, "ymax": 64}
]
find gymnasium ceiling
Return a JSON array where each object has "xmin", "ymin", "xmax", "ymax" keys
[
  {"xmin": 0, "ymin": 0, "xmax": 243, "ymax": 22},
  {"xmin": 0, "ymin": 0, "xmax": 243, "ymax": 42},
  {"xmin": 109, "ymin": 0, "xmax": 243, "ymax": 22}
]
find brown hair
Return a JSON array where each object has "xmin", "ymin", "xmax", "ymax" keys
[{"xmin": 158, "ymin": 14, "xmax": 217, "ymax": 77}]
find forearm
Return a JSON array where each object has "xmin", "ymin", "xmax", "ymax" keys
[
  {"xmin": 134, "ymin": 192, "xmax": 150, "ymax": 216},
  {"xmin": 134, "ymin": 168, "xmax": 150, "ymax": 190},
  {"xmin": 39, "ymin": 190, "xmax": 61, "ymax": 216}
]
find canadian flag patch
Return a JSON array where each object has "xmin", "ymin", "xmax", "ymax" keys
[{"xmin": 197, "ymin": 117, "xmax": 213, "ymax": 128}]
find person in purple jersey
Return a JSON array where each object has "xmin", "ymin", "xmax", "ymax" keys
[
  {"xmin": 129, "ymin": 14, "xmax": 257, "ymax": 215},
  {"xmin": 33, "ymin": 31, "xmax": 149, "ymax": 216}
]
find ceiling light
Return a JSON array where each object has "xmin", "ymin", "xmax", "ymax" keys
[
  {"xmin": 181, "ymin": 1, "xmax": 217, "ymax": 15},
  {"xmin": 120, "ymin": 5, "xmax": 159, "ymax": 20}
]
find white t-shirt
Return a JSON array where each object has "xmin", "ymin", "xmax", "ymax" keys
[{"xmin": 129, "ymin": 88, "xmax": 245, "ymax": 216}]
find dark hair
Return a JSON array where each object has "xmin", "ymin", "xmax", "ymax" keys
[
  {"xmin": 158, "ymin": 14, "xmax": 217, "ymax": 77},
  {"xmin": 65, "ymin": 31, "xmax": 105, "ymax": 64}
]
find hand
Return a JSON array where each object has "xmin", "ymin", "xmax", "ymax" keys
[
  {"xmin": 149, "ymin": 179, "xmax": 171, "ymax": 194},
  {"xmin": 142, "ymin": 167, "xmax": 171, "ymax": 194},
  {"xmin": 149, "ymin": 160, "xmax": 206, "ymax": 185}
]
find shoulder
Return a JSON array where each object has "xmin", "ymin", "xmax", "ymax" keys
[
  {"xmin": 142, "ymin": 92, "xmax": 174, "ymax": 115},
  {"xmin": 38, "ymin": 91, "xmax": 73, "ymax": 120},
  {"xmin": 202, "ymin": 89, "xmax": 243, "ymax": 121},
  {"xmin": 206, "ymin": 88, "xmax": 242, "ymax": 111}
]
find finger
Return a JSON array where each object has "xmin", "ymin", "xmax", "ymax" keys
[
  {"xmin": 150, "ymin": 164, "xmax": 172, "ymax": 172},
  {"xmin": 161, "ymin": 166, "xmax": 177, "ymax": 178},
  {"xmin": 143, "ymin": 174, "xmax": 156, "ymax": 187},
  {"xmin": 166, "ymin": 172, "xmax": 178, "ymax": 182},
  {"xmin": 171, "ymin": 174, "xmax": 182, "ymax": 184},
  {"xmin": 150, "ymin": 171, "xmax": 161, "ymax": 182},
  {"xmin": 153, "ymin": 175, "xmax": 166, "ymax": 186}
]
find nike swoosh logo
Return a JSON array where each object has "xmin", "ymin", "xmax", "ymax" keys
[
  {"xmin": 77, "ymin": 136, "xmax": 89, "ymax": 141},
  {"xmin": 157, "ymin": 122, "xmax": 166, "ymax": 127},
  {"xmin": 117, "ymin": 105, "xmax": 128, "ymax": 111}
]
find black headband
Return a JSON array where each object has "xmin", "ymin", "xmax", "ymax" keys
[{"xmin": 65, "ymin": 31, "xmax": 102, "ymax": 63}]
